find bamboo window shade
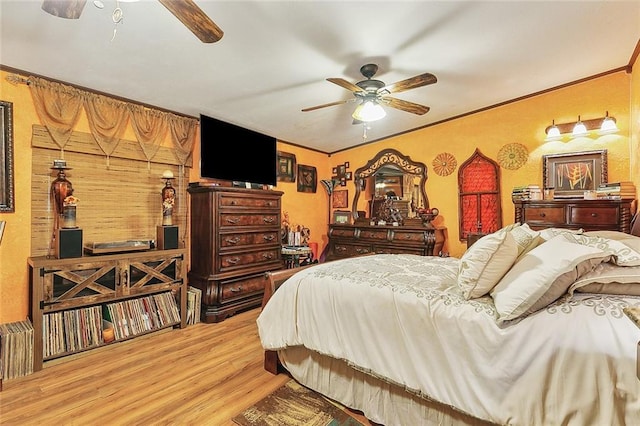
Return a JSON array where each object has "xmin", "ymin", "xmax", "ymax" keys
[{"xmin": 20, "ymin": 75, "xmax": 197, "ymax": 257}]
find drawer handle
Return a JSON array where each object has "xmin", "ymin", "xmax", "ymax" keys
[
  {"xmin": 226, "ymin": 257, "xmax": 241, "ymax": 265},
  {"xmin": 539, "ymin": 212, "xmax": 546, "ymax": 218},
  {"xmin": 225, "ymin": 217, "xmax": 240, "ymax": 224},
  {"xmin": 264, "ymin": 201, "xmax": 274, "ymax": 207},
  {"xmin": 263, "ymin": 253, "xmax": 274, "ymax": 260},
  {"xmin": 225, "ymin": 237, "xmax": 240, "ymax": 245},
  {"xmin": 263, "ymin": 235, "xmax": 275, "ymax": 241},
  {"xmin": 263, "ymin": 217, "xmax": 275, "ymax": 224},
  {"xmin": 230, "ymin": 200, "xmax": 237, "ymax": 205},
  {"xmin": 356, "ymin": 248, "xmax": 370, "ymax": 254},
  {"xmin": 591, "ymin": 213, "xmax": 597, "ymax": 217},
  {"xmin": 230, "ymin": 286, "xmax": 242, "ymax": 293}
]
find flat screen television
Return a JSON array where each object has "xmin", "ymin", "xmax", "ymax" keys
[{"xmin": 199, "ymin": 114, "xmax": 277, "ymax": 186}]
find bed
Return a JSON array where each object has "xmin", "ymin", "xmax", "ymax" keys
[{"xmin": 257, "ymin": 222, "xmax": 640, "ymax": 426}]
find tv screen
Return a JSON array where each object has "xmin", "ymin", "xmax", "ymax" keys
[{"xmin": 199, "ymin": 114, "xmax": 277, "ymax": 186}]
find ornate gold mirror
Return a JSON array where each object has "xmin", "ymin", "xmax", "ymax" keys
[{"xmin": 352, "ymin": 149, "xmax": 429, "ymax": 223}]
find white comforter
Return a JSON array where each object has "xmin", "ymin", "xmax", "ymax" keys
[{"xmin": 257, "ymin": 254, "xmax": 640, "ymax": 425}]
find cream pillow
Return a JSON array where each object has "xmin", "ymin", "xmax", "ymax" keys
[
  {"xmin": 560, "ymin": 233, "xmax": 640, "ymax": 266},
  {"xmin": 568, "ymin": 262, "xmax": 640, "ymax": 296},
  {"xmin": 539, "ymin": 227, "xmax": 583, "ymax": 241},
  {"xmin": 458, "ymin": 225, "xmax": 519, "ymax": 299},
  {"xmin": 583, "ymin": 231, "xmax": 640, "ymax": 252},
  {"xmin": 509, "ymin": 223, "xmax": 542, "ymax": 259},
  {"xmin": 490, "ymin": 235, "xmax": 611, "ymax": 323}
]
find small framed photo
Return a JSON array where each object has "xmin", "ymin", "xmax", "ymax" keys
[
  {"xmin": 277, "ymin": 151, "xmax": 296, "ymax": 182},
  {"xmin": 345, "ymin": 171, "xmax": 352, "ymax": 180},
  {"xmin": 333, "ymin": 210, "xmax": 351, "ymax": 224},
  {"xmin": 345, "ymin": 161, "xmax": 350, "ymax": 168},
  {"xmin": 337, "ymin": 164, "xmax": 346, "ymax": 177},
  {"xmin": 542, "ymin": 149, "xmax": 607, "ymax": 199},
  {"xmin": 297, "ymin": 164, "xmax": 317, "ymax": 193},
  {"xmin": 332, "ymin": 189, "xmax": 348, "ymax": 208},
  {"xmin": 332, "ymin": 167, "xmax": 338, "ymax": 174},
  {"xmin": 340, "ymin": 177, "xmax": 347, "ymax": 186}
]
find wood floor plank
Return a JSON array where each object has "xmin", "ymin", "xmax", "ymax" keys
[{"xmin": 0, "ymin": 308, "xmax": 291, "ymax": 425}]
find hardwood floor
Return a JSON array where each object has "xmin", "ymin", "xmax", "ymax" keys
[{"xmin": 0, "ymin": 308, "xmax": 295, "ymax": 425}]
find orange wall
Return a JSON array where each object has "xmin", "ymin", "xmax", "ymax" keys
[{"xmin": 0, "ymin": 67, "xmax": 636, "ymax": 324}]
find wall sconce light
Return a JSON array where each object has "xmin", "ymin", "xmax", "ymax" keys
[
  {"xmin": 544, "ymin": 112, "xmax": 619, "ymax": 141},
  {"xmin": 352, "ymin": 100, "xmax": 386, "ymax": 122}
]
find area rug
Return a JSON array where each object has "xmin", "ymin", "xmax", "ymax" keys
[{"xmin": 232, "ymin": 379, "xmax": 365, "ymax": 426}]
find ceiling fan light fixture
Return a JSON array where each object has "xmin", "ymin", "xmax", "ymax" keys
[
  {"xmin": 572, "ymin": 115, "xmax": 588, "ymax": 137},
  {"xmin": 352, "ymin": 100, "xmax": 386, "ymax": 122}
]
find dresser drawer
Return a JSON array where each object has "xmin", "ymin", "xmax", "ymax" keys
[
  {"xmin": 522, "ymin": 206, "xmax": 564, "ymax": 224},
  {"xmin": 219, "ymin": 230, "xmax": 279, "ymax": 248},
  {"xmin": 373, "ymin": 245, "xmax": 424, "ymax": 256},
  {"xmin": 219, "ymin": 213, "xmax": 279, "ymax": 228},
  {"xmin": 219, "ymin": 193, "xmax": 280, "ymax": 209},
  {"xmin": 330, "ymin": 227, "xmax": 358, "ymax": 238},
  {"xmin": 390, "ymin": 229, "xmax": 427, "ymax": 243},
  {"xmin": 358, "ymin": 228, "xmax": 390, "ymax": 241},
  {"xmin": 569, "ymin": 206, "xmax": 618, "ymax": 225},
  {"xmin": 219, "ymin": 248, "xmax": 280, "ymax": 271},
  {"xmin": 332, "ymin": 243, "xmax": 372, "ymax": 258},
  {"xmin": 219, "ymin": 273, "xmax": 266, "ymax": 303}
]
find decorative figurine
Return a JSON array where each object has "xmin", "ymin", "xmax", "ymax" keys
[{"xmin": 161, "ymin": 170, "xmax": 176, "ymax": 226}]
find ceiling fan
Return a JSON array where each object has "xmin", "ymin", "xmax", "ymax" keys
[
  {"xmin": 40, "ymin": 0, "xmax": 223, "ymax": 43},
  {"xmin": 302, "ymin": 64, "xmax": 437, "ymax": 122}
]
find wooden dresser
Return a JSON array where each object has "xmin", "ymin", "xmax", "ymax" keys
[
  {"xmin": 327, "ymin": 223, "xmax": 446, "ymax": 260},
  {"xmin": 187, "ymin": 185, "xmax": 284, "ymax": 323},
  {"xmin": 513, "ymin": 199, "xmax": 634, "ymax": 233}
]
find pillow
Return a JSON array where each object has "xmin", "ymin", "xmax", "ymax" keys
[
  {"xmin": 490, "ymin": 235, "xmax": 611, "ymax": 323},
  {"xmin": 539, "ymin": 227, "xmax": 583, "ymax": 241},
  {"xmin": 458, "ymin": 224, "xmax": 519, "ymax": 299},
  {"xmin": 568, "ymin": 262, "xmax": 640, "ymax": 296},
  {"xmin": 560, "ymin": 233, "xmax": 640, "ymax": 266},
  {"xmin": 583, "ymin": 231, "xmax": 640, "ymax": 252},
  {"xmin": 509, "ymin": 223, "xmax": 542, "ymax": 259}
]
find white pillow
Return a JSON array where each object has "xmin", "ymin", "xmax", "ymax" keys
[
  {"xmin": 560, "ymin": 233, "xmax": 640, "ymax": 266},
  {"xmin": 458, "ymin": 224, "xmax": 519, "ymax": 299},
  {"xmin": 490, "ymin": 235, "xmax": 611, "ymax": 323},
  {"xmin": 539, "ymin": 227, "xmax": 583, "ymax": 241},
  {"xmin": 509, "ymin": 223, "xmax": 542, "ymax": 259}
]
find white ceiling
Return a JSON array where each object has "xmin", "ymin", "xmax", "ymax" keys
[{"xmin": 1, "ymin": 1, "xmax": 639, "ymax": 154}]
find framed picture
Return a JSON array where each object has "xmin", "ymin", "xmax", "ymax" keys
[
  {"xmin": 297, "ymin": 164, "xmax": 317, "ymax": 193},
  {"xmin": 543, "ymin": 149, "xmax": 607, "ymax": 199},
  {"xmin": 345, "ymin": 171, "xmax": 352, "ymax": 180},
  {"xmin": 332, "ymin": 189, "xmax": 348, "ymax": 208},
  {"xmin": 333, "ymin": 210, "xmax": 351, "ymax": 224},
  {"xmin": 1, "ymin": 100, "xmax": 14, "ymax": 213},
  {"xmin": 337, "ymin": 164, "xmax": 346, "ymax": 177},
  {"xmin": 277, "ymin": 151, "xmax": 296, "ymax": 182}
]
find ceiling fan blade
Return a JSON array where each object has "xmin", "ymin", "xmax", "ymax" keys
[
  {"xmin": 381, "ymin": 72, "xmax": 437, "ymax": 94},
  {"xmin": 327, "ymin": 78, "xmax": 366, "ymax": 93},
  {"xmin": 41, "ymin": 0, "xmax": 86, "ymax": 19},
  {"xmin": 302, "ymin": 99, "xmax": 352, "ymax": 112},
  {"xmin": 382, "ymin": 97, "xmax": 430, "ymax": 115},
  {"xmin": 158, "ymin": 0, "xmax": 223, "ymax": 43}
]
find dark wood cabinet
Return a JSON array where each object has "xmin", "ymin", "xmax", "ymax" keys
[
  {"xmin": 327, "ymin": 223, "xmax": 446, "ymax": 260},
  {"xmin": 513, "ymin": 199, "xmax": 634, "ymax": 233},
  {"xmin": 187, "ymin": 185, "xmax": 284, "ymax": 323}
]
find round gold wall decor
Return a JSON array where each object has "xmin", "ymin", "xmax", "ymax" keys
[
  {"xmin": 432, "ymin": 152, "xmax": 457, "ymax": 176},
  {"xmin": 497, "ymin": 143, "xmax": 528, "ymax": 170}
]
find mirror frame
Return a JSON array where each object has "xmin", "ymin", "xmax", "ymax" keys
[
  {"xmin": 352, "ymin": 148, "xmax": 429, "ymax": 221},
  {"xmin": 1, "ymin": 100, "xmax": 14, "ymax": 213}
]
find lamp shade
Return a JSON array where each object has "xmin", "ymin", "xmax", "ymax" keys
[
  {"xmin": 545, "ymin": 120, "xmax": 562, "ymax": 142},
  {"xmin": 571, "ymin": 116, "xmax": 588, "ymax": 137},
  {"xmin": 352, "ymin": 100, "xmax": 386, "ymax": 122},
  {"xmin": 599, "ymin": 112, "xmax": 619, "ymax": 134}
]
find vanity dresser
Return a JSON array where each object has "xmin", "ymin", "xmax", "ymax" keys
[{"xmin": 327, "ymin": 149, "xmax": 447, "ymax": 260}]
